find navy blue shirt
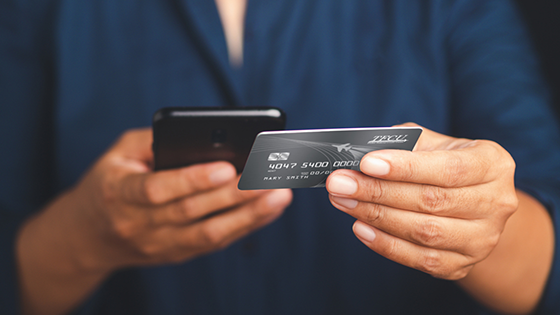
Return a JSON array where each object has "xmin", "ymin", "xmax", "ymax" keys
[{"xmin": 2, "ymin": 1, "xmax": 560, "ymax": 314}]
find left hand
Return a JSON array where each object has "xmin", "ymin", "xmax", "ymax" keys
[{"xmin": 326, "ymin": 123, "xmax": 518, "ymax": 280}]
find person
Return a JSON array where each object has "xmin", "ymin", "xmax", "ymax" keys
[{"xmin": 2, "ymin": 1, "xmax": 560, "ymax": 314}]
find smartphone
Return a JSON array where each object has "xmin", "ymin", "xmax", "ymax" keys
[{"xmin": 152, "ymin": 107, "xmax": 286, "ymax": 172}]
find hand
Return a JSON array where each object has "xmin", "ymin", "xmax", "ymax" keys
[
  {"xmin": 17, "ymin": 128, "xmax": 292, "ymax": 315},
  {"xmin": 326, "ymin": 123, "xmax": 518, "ymax": 280},
  {"xmin": 63, "ymin": 128, "xmax": 293, "ymax": 272}
]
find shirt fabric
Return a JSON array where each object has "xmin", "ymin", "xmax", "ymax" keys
[{"xmin": 2, "ymin": 1, "xmax": 560, "ymax": 314}]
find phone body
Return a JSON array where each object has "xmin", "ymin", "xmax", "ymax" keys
[{"xmin": 152, "ymin": 107, "xmax": 286, "ymax": 172}]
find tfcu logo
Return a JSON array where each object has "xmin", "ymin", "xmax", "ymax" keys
[
  {"xmin": 268, "ymin": 152, "xmax": 290, "ymax": 161},
  {"xmin": 367, "ymin": 134, "xmax": 408, "ymax": 144}
]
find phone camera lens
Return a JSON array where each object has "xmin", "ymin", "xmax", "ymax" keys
[{"xmin": 212, "ymin": 129, "xmax": 227, "ymax": 144}]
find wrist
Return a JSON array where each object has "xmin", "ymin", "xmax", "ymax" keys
[
  {"xmin": 18, "ymin": 189, "xmax": 115, "ymax": 278},
  {"xmin": 16, "ymin": 190, "xmax": 113, "ymax": 315},
  {"xmin": 456, "ymin": 190, "xmax": 554, "ymax": 314},
  {"xmin": 61, "ymin": 188, "xmax": 123, "ymax": 275}
]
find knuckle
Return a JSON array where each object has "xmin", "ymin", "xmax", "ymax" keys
[
  {"xmin": 200, "ymin": 224, "xmax": 226, "ymax": 248},
  {"xmin": 489, "ymin": 189, "xmax": 518, "ymax": 222},
  {"xmin": 485, "ymin": 140, "xmax": 516, "ymax": 175},
  {"xmin": 100, "ymin": 176, "xmax": 118, "ymax": 205},
  {"xmin": 111, "ymin": 219, "xmax": 139, "ymax": 240},
  {"xmin": 244, "ymin": 196, "xmax": 276, "ymax": 224},
  {"xmin": 442, "ymin": 155, "xmax": 466, "ymax": 187},
  {"xmin": 447, "ymin": 267, "xmax": 471, "ymax": 281},
  {"xmin": 228, "ymin": 188, "xmax": 248, "ymax": 206},
  {"xmin": 248, "ymin": 200, "xmax": 267, "ymax": 219},
  {"xmin": 366, "ymin": 178, "xmax": 385, "ymax": 201},
  {"xmin": 384, "ymin": 237, "xmax": 402, "ymax": 260},
  {"xmin": 464, "ymin": 227, "xmax": 500, "ymax": 260},
  {"xmin": 485, "ymin": 232, "xmax": 501, "ymax": 252},
  {"xmin": 229, "ymin": 190, "xmax": 264, "ymax": 214},
  {"xmin": 419, "ymin": 185, "xmax": 449, "ymax": 214},
  {"xmin": 216, "ymin": 186, "xmax": 245, "ymax": 210},
  {"xmin": 418, "ymin": 249, "xmax": 444, "ymax": 277},
  {"xmin": 180, "ymin": 168, "xmax": 201, "ymax": 192},
  {"xmin": 419, "ymin": 252, "xmax": 472, "ymax": 280},
  {"xmin": 500, "ymin": 153, "xmax": 516, "ymax": 173},
  {"xmin": 400, "ymin": 159, "xmax": 417, "ymax": 182},
  {"xmin": 364, "ymin": 203, "xmax": 385, "ymax": 225},
  {"xmin": 137, "ymin": 242, "xmax": 161, "ymax": 257},
  {"xmin": 142, "ymin": 176, "xmax": 164, "ymax": 204},
  {"xmin": 483, "ymin": 139, "xmax": 503, "ymax": 153},
  {"xmin": 414, "ymin": 219, "xmax": 444, "ymax": 247},
  {"xmin": 175, "ymin": 198, "xmax": 197, "ymax": 222},
  {"xmin": 500, "ymin": 193, "xmax": 519, "ymax": 216}
]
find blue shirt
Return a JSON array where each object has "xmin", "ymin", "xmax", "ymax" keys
[{"xmin": 2, "ymin": 1, "xmax": 560, "ymax": 314}]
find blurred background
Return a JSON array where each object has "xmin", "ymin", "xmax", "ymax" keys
[{"xmin": 515, "ymin": 0, "xmax": 560, "ymax": 121}]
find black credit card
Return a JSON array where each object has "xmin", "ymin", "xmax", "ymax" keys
[{"xmin": 238, "ymin": 127, "xmax": 422, "ymax": 190}]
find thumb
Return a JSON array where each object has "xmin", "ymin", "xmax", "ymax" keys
[
  {"xmin": 392, "ymin": 122, "xmax": 463, "ymax": 151},
  {"xmin": 110, "ymin": 128, "xmax": 154, "ymax": 164}
]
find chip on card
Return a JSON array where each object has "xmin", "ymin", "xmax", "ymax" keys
[{"xmin": 238, "ymin": 127, "xmax": 422, "ymax": 190}]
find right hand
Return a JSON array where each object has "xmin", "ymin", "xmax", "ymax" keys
[{"xmin": 62, "ymin": 128, "xmax": 293, "ymax": 272}]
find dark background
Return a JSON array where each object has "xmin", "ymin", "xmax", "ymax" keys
[{"xmin": 515, "ymin": 0, "xmax": 560, "ymax": 121}]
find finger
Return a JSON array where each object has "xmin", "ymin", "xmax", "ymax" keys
[
  {"xmin": 150, "ymin": 178, "xmax": 269, "ymax": 225},
  {"xmin": 120, "ymin": 162, "xmax": 237, "ymax": 205},
  {"xmin": 326, "ymin": 170, "xmax": 492, "ymax": 218},
  {"xmin": 393, "ymin": 123, "xmax": 460, "ymax": 152},
  {"xmin": 352, "ymin": 221, "xmax": 474, "ymax": 280},
  {"xmin": 359, "ymin": 140, "xmax": 514, "ymax": 188},
  {"xmin": 110, "ymin": 128, "xmax": 154, "ymax": 162},
  {"xmin": 330, "ymin": 195, "xmax": 497, "ymax": 254},
  {"xmin": 98, "ymin": 129, "xmax": 155, "ymax": 175},
  {"xmin": 165, "ymin": 189, "xmax": 293, "ymax": 259}
]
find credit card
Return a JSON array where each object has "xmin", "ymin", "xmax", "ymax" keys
[{"xmin": 238, "ymin": 127, "xmax": 422, "ymax": 190}]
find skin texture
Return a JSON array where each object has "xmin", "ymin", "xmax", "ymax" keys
[
  {"xmin": 17, "ymin": 129, "xmax": 293, "ymax": 315},
  {"xmin": 16, "ymin": 125, "xmax": 555, "ymax": 315},
  {"xmin": 15, "ymin": 3, "xmax": 556, "ymax": 314},
  {"xmin": 327, "ymin": 124, "xmax": 555, "ymax": 315},
  {"xmin": 215, "ymin": 0, "xmax": 247, "ymax": 67}
]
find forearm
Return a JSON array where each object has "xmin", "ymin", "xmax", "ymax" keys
[
  {"xmin": 14, "ymin": 129, "xmax": 291, "ymax": 315},
  {"xmin": 16, "ymin": 190, "xmax": 111, "ymax": 315},
  {"xmin": 457, "ymin": 190, "xmax": 555, "ymax": 315}
]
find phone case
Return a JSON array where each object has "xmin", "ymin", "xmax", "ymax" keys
[{"xmin": 152, "ymin": 107, "xmax": 286, "ymax": 172}]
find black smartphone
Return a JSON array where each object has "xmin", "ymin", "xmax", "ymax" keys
[{"xmin": 152, "ymin": 107, "xmax": 286, "ymax": 172}]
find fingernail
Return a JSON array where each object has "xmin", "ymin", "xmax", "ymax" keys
[
  {"xmin": 353, "ymin": 221, "xmax": 376, "ymax": 242},
  {"xmin": 360, "ymin": 156, "xmax": 390, "ymax": 176},
  {"xmin": 328, "ymin": 175, "xmax": 358, "ymax": 196},
  {"xmin": 331, "ymin": 196, "xmax": 358, "ymax": 209},
  {"xmin": 209, "ymin": 165, "xmax": 236, "ymax": 185}
]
